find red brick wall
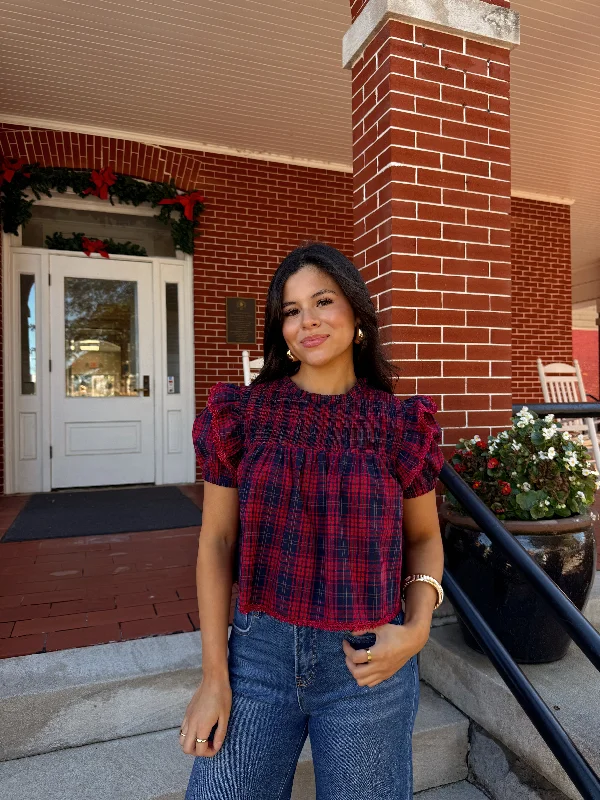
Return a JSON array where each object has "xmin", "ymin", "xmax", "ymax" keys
[
  {"xmin": 511, "ymin": 197, "xmax": 572, "ymax": 403},
  {"xmin": 0, "ymin": 124, "xmax": 353, "ymax": 490},
  {"xmin": 351, "ymin": 18, "xmax": 512, "ymax": 450},
  {"xmin": 573, "ymin": 329, "xmax": 599, "ymax": 401}
]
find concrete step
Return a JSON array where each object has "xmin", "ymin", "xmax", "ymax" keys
[
  {"xmin": 420, "ymin": 621, "xmax": 600, "ymax": 800},
  {"xmin": 0, "ymin": 681, "xmax": 469, "ymax": 800},
  {"xmin": 415, "ymin": 782, "xmax": 490, "ymax": 800}
]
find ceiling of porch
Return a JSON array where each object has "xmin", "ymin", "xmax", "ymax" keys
[{"xmin": 0, "ymin": 0, "xmax": 598, "ymax": 298}]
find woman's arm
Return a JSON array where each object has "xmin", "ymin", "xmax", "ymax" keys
[
  {"xmin": 179, "ymin": 480, "xmax": 240, "ymax": 757},
  {"xmin": 196, "ymin": 481, "xmax": 240, "ymax": 680},
  {"xmin": 401, "ymin": 488, "xmax": 444, "ymax": 639}
]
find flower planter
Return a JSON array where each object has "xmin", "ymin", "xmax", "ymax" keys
[{"xmin": 440, "ymin": 501, "xmax": 597, "ymax": 663}]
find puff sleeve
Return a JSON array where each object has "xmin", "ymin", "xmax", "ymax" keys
[
  {"xmin": 393, "ymin": 395, "xmax": 445, "ymax": 499},
  {"xmin": 192, "ymin": 382, "xmax": 244, "ymax": 488}
]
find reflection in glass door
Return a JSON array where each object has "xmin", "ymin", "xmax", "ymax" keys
[{"xmin": 64, "ymin": 278, "xmax": 139, "ymax": 398}]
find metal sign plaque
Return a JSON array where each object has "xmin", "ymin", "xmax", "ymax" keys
[{"xmin": 226, "ymin": 297, "xmax": 256, "ymax": 344}]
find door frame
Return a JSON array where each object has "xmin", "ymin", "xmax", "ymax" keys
[{"xmin": 2, "ymin": 193, "xmax": 196, "ymax": 494}]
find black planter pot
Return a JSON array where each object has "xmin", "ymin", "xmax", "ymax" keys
[{"xmin": 440, "ymin": 502, "xmax": 597, "ymax": 663}]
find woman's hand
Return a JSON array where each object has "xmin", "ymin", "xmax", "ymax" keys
[
  {"xmin": 179, "ymin": 674, "xmax": 232, "ymax": 757},
  {"xmin": 342, "ymin": 619, "xmax": 430, "ymax": 687}
]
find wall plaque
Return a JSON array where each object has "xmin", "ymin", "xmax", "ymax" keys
[{"xmin": 226, "ymin": 297, "xmax": 256, "ymax": 344}]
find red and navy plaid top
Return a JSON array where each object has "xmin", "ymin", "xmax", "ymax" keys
[{"xmin": 192, "ymin": 374, "xmax": 445, "ymax": 631}]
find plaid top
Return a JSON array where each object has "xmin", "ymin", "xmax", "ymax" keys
[{"xmin": 193, "ymin": 375, "xmax": 444, "ymax": 631}]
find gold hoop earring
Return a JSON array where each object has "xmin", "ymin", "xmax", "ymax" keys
[
  {"xmin": 286, "ymin": 349, "xmax": 296, "ymax": 361},
  {"xmin": 354, "ymin": 327, "xmax": 365, "ymax": 344}
]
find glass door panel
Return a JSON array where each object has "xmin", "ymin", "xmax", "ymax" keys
[{"xmin": 64, "ymin": 277, "xmax": 139, "ymax": 398}]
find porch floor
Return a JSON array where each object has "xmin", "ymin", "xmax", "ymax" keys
[
  {"xmin": 0, "ymin": 485, "xmax": 238, "ymax": 659},
  {"xmin": 0, "ymin": 489, "xmax": 598, "ymax": 660}
]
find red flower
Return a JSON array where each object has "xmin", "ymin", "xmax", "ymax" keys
[
  {"xmin": 81, "ymin": 237, "xmax": 109, "ymax": 258},
  {"xmin": 0, "ymin": 157, "xmax": 30, "ymax": 187},
  {"xmin": 452, "ymin": 463, "xmax": 464, "ymax": 473},
  {"xmin": 487, "ymin": 458, "xmax": 499, "ymax": 469},
  {"xmin": 472, "ymin": 480, "xmax": 482, "ymax": 489},
  {"xmin": 500, "ymin": 484, "xmax": 512, "ymax": 496},
  {"xmin": 476, "ymin": 441, "xmax": 487, "ymax": 449},
  {"xmin": 159, "ymin": 190, "xmax": 205, "ymax": 221},
  {"xmin": 83, "ymin": 166, "xmax": 117, "ymax": 200}
]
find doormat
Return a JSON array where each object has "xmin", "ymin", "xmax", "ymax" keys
[{"xmin": 1, "ymin": 486, "xmax": 203, "ymax": 542}]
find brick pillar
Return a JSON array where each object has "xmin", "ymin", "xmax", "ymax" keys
[{"xmin": 345, "ymin": 0, "xmax": 519, "ymax": 447}]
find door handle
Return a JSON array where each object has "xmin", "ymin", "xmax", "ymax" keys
[{"xmin": 134, "ymin": 376, "xmax": 150, "ymax": 397}]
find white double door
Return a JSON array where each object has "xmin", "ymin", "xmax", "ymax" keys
[{"xmin": 50, "ymin": 255, "xmax": 155, "ymax": 488}]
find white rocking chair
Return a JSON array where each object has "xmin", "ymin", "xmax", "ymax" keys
[
  {"xmin": 242, "ymin": 351, "xmax": 264, "ymax": 386},
  {"xmin": 536, "ymin": 358, "xmax": 600, "ymax": 472}
]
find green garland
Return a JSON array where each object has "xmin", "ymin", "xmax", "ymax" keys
[
  {"xmin": 0, "ymin": 160, "xmax": 204, "ymax": 255},
  {"xmin": 45, "ymin": 232, "xmax": 148, "ymax": 257}
]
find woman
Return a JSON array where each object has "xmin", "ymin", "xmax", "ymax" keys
[{"xmin": 181, "ymin": 242, "xmax": 445, "ymax": 800}]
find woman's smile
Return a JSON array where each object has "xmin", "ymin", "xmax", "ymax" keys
[{"xmin": 301, "ymin": 334, "xmax": 329, "ymax": 348}]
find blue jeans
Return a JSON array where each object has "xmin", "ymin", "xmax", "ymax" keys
[{"xmin": 185, "ymin": 597, "xmax": 419, "ymax": 800}]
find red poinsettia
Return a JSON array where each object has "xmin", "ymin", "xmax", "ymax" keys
[
  {"xmin": 159, "ymin": 190, "xmax": 205, "ymax": 221},
  {"xmin": 83, "ymin": 166, "xmax": 117, "ymax": 200},
  {"xmin": 0, "ymin": 157, "xmax": 30, "ymax": 187},
  {"xmin": 487, "ymin": 457, "xmax": 499, "ymax": 469},
  {"xmin": 82, "ymin": 237, "xmax": 109, "ymax": 258}
]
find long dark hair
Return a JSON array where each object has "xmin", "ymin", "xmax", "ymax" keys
[{"xmin": 250, "ymin": 243, "xmax": 401, "ymax": 394}]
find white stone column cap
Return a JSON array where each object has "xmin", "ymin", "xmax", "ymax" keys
[{"xmin": 343, "ymin": 0, "xmax": 520, "ymax": 69}]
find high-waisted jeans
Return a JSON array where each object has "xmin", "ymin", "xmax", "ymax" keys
[{"xmin": 185, "ymin": 597, "xmax": 419, "ymax": 800}]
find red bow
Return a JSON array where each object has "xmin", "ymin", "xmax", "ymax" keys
[
  {"xmin": 0, "ymin": 157, "xmax": 30, "ymax": 187},
  {"xmin": 159, "ymin": 190, "xmax": 205, "ymax": 221},
  {"xmin": 83, "ymin": 166, "xmax": 117, "ymax": 200},
  {"xmin": 82, "ymin": 237, "xmax": 109, "ymax": 258}
]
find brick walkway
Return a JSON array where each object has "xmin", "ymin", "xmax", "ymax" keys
[
  {"xmin": 0, "ymin": 489, "xmax": 598, "ymax": 660},
  {"xmin": 0, "ymin": 485, "xmax": 238, "ymax": 659}
]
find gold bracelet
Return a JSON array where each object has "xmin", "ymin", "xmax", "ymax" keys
[{"xmin": 401, "ymin": 573, "xmax": 444, "ymax": 611}]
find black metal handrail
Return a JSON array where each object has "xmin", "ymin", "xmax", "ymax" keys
[
  {"xmin": 437, "ymin": 458, "xmax": 600, "ymax": 800},
  {"xmin": 513, "ymin": 402, "xmax": 600, "ymax": 418},
  {"xmin": 441, "ymin": 572, "xmax": 600, "ymax": 800}
]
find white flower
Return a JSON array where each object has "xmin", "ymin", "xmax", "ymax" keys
[
  {"xmin": 547, "ymin": 447, "xmax": 556, "ymax": 459},
  {"xmin": 562, "ymin": 431, "xmax": 570, "ymax": 441},
  {"xmin": 545, "ymin": 499, "xmax": 550, "ymax": 505},
  {"xmin": 542, "ymin": 425, "xmax": 557, "ymax": 440},
  {"xmin": 538, "ymin": 451, "xmax": 547, "ymax": 460},
  {"xmin": 532, "ymin": 455, "xmax": 538, "ymax": 462},
  {"xmin": 522, "ymin": 482, "xmax": 531, "ymax": 491},
  {"xmin": 517, "ymin": 420, "xmax": 528, "ymax": 428},
  {"xmin": 501, "ymin": 431, "xmax": 510, "ymax": 439},
  {"xmin": 511, "ymin": 441, "xmax": 522, "ymax": 452},
  {"xmin": 582, "ymin": 468, "xmax": 591, "ymax": 476},
  {"xmin": 577, "ymin": 491, "xmax": 585, "ymax": 499},
  {"xmin": 516, "ymin": 406, "xmax": 529, "ymax": 415},
  {"xmin": 567, "ymin": 455, "xmax": 578, "ymax": 467},
  {"xmin": 511, "ymin": 471, "xmax": 517, "ymax": 477},
  {"xmin": 473, "ymin": 434, "xmax": 481, "ymax": 442},
  {"xmin": 544, "ymin": 413, "xmax": 555, "ymax": 422},
  {"xmin": 577, "ymin": 434, "xmax": 585, "ymax": 443},
  {"xmin": 558, "ymin": 503, "xmax": 566, "ymax": 509}
]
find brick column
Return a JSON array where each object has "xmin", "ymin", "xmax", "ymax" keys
[{"xmin": 344, "ymin": 0, "xmax": 519, "ymax": 446}]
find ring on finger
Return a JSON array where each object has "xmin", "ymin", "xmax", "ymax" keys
[{"xmin": 366, "ymin": 648, "xmax": 372, "ymax": 663}]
